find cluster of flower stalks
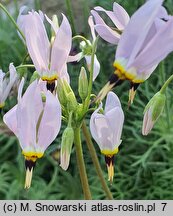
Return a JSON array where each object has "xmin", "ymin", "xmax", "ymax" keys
[{"xmin": 1, "ymin": 0, "xmax": 173, "ymax": 199}]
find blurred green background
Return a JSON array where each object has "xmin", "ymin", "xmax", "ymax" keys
[{"xmin": 1, "ymin": 0, "xmax": 173, "ymax": 200}]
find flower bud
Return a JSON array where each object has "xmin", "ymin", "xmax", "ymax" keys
[
  {"xmin": 67, "ymin": 92, "xmax": 78, "ymax": 112},
  {"xmin": 80, "ymin": 40, "xmax": 92, "ymax": 55},
  {"xmin": 142, "ymin": 92, "xmax": 166, "ymax": 135},
  {"xmin": 78, "ymin": 67, "xmax": 88, "ymax": 101},
  {"xmin": 60, "ymin": 127, "xmax": 74, "ymax": 170},
  {"xmin": 30, "ymin": 71, "xmax": 40, "ymax": 84},
  {"xmin": 56, "ymin": 79, "xmax": 67, "ymax": 106}
]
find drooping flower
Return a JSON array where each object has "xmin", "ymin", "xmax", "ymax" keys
[
  {"xmin": 0, "ymin": 63, "xmax": 18, "ymax": 109},
  {"xmin": 68, "ymin": 16, "xmax": 100, "ymax": 81},
  {"xmin": 17, "ymin": 8, "xmax": 72, "ymax": 91},
  {"xmin": 97, "ymin": 0, "xmax": 173, "ymax": 105},
  {"xmin": 90, "ymin": 91, "xmax": 124, "ymax": 182},
  {"xmin": 91, "ymin": 2, "xmax": 129, "ymax": 44},
  {"xmin": 142, "ymin": 91, "xmax": 166, "ymax": 135},
  {"xmin": 3, "ymin": 79, "xmax": 61, "ymax": 189}
]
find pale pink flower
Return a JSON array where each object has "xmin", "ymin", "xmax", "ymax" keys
[
  {"xmin": 90, "ymin": 91, "xmax": 124, "ymax": 182},
  {"xmin": 114, "ymin": 0, "xmax": 173, "ymax": 84},
  {"xmin": 68, "ymin": 16, "xmax": 100, "ymax": 81},
  {"xmin": 3, "ymin": 79, "xmax": 61, "ymax": 188},
  {"xmin": 17, "ymin": 8, "xmax": 72, "ymax": 83},
  {"xmin": 91, "ymin": 2, "xmax": 129, "ymax": 44}
]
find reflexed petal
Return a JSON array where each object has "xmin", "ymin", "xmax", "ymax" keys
[
  {"xmin": 91, "ymin": 10, "xmax": 120, "ymax": 44},
  {"xmin": 113, "ymin": 2, "xmax": 130, "ymax": 28},
  {"xmin": 21, "ymin": 11, "xmax": 50, "ymax": 72},
  {"xmin": 106, "ymin": 107, "xmax": 124, "ymax": 146},
  {"xmin": 37, "ymin": 91, "xmax": 61, "ymax": 151},
  {"xmin": 50, "ymin": 14, "xmax": 72, "ymax": 74},
  {"xmin": 131, "ymin": 18, "xmax": 173, "ymax": 73},
  {"xmin": 17, "ymin": 81, "xmax": 43, "ymax": 150},
  {"xmin": 85, "ymin": 55, "xmax": 100, "ymax": 81},
  {"xmin": 116, "ymin": 0, "xmax": 163, "ymax": 64},
  {"xmin": 59, "ymin": 64, "xmax": 70, "ymax": 83},
  {"xmin": 88, "ymin": 16, "xmax": 96, "ymax": 40},
  {"xmin": 105, "ymin": 91, "xmax": 121, "ymax": 113},
  {"xmin": 67, "ymin": 52, "xmax": 83, "ymax": 62},
  {"xmin": 3, "ymin": 105, "xmax": 18, "ymax": 137},
  {"xmin": 45, "ymin": 14, "xmax": 58, "ymax": 33}
]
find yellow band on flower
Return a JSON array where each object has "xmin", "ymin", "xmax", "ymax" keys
[
  {"xmin": 22, "ymin": 151, "xmax": 44, "ymax": 162},
  {"xmin": 42, "ymin": 74, "xmax": 58, "ymax": 82},
  {"xmin": 113, "ymin": 61, "xmax": 144, "ymax": 83},
  {"xmin": 101, "ymin": 148, "xmax": 119, "ymax": 156},
  {"xmin": 0, "ymin": 102, "xmax": 5, "ymax": 108}
]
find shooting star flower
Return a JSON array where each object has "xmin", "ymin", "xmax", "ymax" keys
[
  {"xmin": 17, "ymin": 8, "xmax": 72, "ymax": 91},
  {"xmin": 91, "ymin": 2, "xmax": 129, "ymax": 44},
  {"xmin": 90, "ymin": 91, "xmax": 124, "ymax": 182},
  {"xmin": 97, "ymin": 0, "xmax": 173, "ymax": 105},
  {"xmin": 3, "ymin": 79, "xmax": 61, "ymax": 189}
]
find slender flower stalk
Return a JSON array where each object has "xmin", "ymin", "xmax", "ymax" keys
[
  {"xmin": 82, "ymin": 121, "xmax": 113, "ymax": 199},
  {"xmin": 74, "ymin": 127, "xmax": 92, "ymax": 200},
  {"xmin": 0, "ymin": 3, "xmax": 25, "ymax": 41}
]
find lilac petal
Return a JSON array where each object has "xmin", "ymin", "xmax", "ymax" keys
[
  {"xmin": 94, "ymin": 5, "xmax": 123, "ymax": 30},
  {"xmin": 105, "ymin": 91, "xmax": 121, "ymax": 113},
  {"xmin": 3, "ymin": 105, "xmax": 18, "ymax": 137},
  {"xmin": 22, "ymin": 11, "xmax": 50, "ymax": 72},
  {"xmin": 45, "ymin": 14, "xmax": 58, "ymax": 33},
  {"xmin": 37, "ymin": 91, "xmax": 61, "ymax": 151},
  {"xmin": 142, "ymin": 108, "xmax": 154, "ymax": 135},
  {"xmin": 59, "ymin": 64, "xmax": 70, "ymax": 83},
  {"xmin": 85, "ymin": 55, "xmax": 100, "ymax": 81},
  {"xmin": 67, "ymin": 52, "xmax": 83, "ymax": 62},
  {"xmin": 88, "ymin": 16, "xmax": 96, "ymax": 40},
  {"xmin": 17, "ymin": 81, "xmax": 43, "ymax": 150},
  {"xmin": 50, "ymin": 14, "xmax": 72, "ymax": 74},
  {"xmin": 106, "ymin": 107, "xmax": 124, "ymax": 146},
  {"xmin": 132, "ymin": 18, "xmax": 173, "ymax": 73},
  {"xmin": 91, "ymin": 10, "xmax": 120, "ymax": 44},
  {"xmin": 116, "ymin": 0, "xmax": 163, "ymax": 64},
  {"xmin": 113, "ymin": 2, "xmax": 130, "ymax": 28},
  {"xmin": 94, "ymin": 114, "xmax": 114, "ymax": 151}
]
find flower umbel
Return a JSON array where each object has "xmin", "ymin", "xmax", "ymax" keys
[{"xmin": 90, "ymin": 91, "xmax": 124, "ymax": 182}]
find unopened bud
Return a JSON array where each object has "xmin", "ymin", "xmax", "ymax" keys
[
  {"xmin": 67, "ymin": 92, "xmax": 77, "ymax": 112},
  {"xmin": 142, "ymin": 92, "xmax": 166, "ymax": 136},
  {"xmin": 30, "ymin": 71, "xmax": 40, "ymax": 84},
  {"xmin": 56, "ymin": 79, "xmax": 67, "ymax": 106},
  {"xmin": 80, "ymin": 40, "xmax": 92, "ymax": 55},
  {"xmin": 60, "ymin": 127, "xmax": 74, "ymax": 170},
  {"xmin": 78, "ymin": 67, "xmax": 88, "ymax": 101}
]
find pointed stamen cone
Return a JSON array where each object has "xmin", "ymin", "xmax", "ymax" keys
[
  {"xmin": 24, "ymin": 160, "xmax": 36, "ymax": 189},
  {"xmin": 95, "ymin": 82, "xmax": 115, "ymax": 103},
  {"xmin": 105, "ymin": 155, "xmax": 114, "ymax": 184},
  {"xmin": 46, "ymin": 81, "xmax": 56, "ymax": 93},
  {"xmin": 128, "ymin": 83, "xmax": 140, "ymax": 107},
  {"xmin": 128, "ymin": 87, "xmax": 136, "ymax": 107}
]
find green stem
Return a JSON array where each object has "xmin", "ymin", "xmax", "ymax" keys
[
  {"xmin": 72, "ymin": 35, "xmax": 90, "ymax": 45},
  {"xmin": 74, "ymin": 127, "xmax": 92, "ymax": 200},
  {"xmin": 65, "ymin": 0, "xmax": 76, "ymax": 35},
  {"xmin": 159, "ymin": 62, "xmax": 171, "ymax": 129},
  {"xmin": 84, "ymin": 37, "xmax": 99, "ymax": 110},
  {"xmin": 0, "ymin": 3, "xmax": 25, "ymax": 41},
  {"xmin": 160, "ymin": 74, "xmax": 173, "ymax": 94},
  {"xmin": 82, "ymin": 121, "xmax": 113, "ymax": 200}
]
